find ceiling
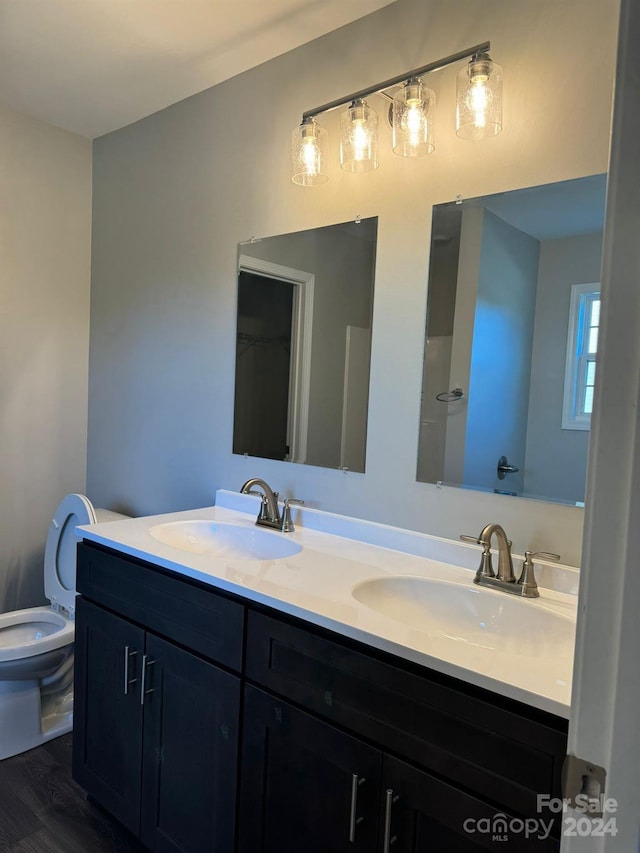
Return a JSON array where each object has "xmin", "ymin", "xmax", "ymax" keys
[
  {"xmin": 472, "ymin": 173, "xmax": 607, "ymax": 241},
  {"xmin": 432, "ymin": 174, "xmax": 606, "ymax": 272},
  {"xmin": 0, "ymin": 0, "xmax": 395, "ymax": 139}
]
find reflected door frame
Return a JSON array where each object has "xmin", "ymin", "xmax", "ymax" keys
[{"xmin": 238, "ymin": 255, "xmax": 314, "ymax": 463}]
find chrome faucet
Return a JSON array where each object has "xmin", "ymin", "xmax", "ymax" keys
[
  {"xmin": 461, "ymin": 523, "xmax": 517, "ymax": 593},
  {"xmin": 461, "ymin": 523, "xmax": 560, "ymax": 598},
  {"xmin": 240, "ymin": 478, "xmax": 280, "ymax": 527},
  {"xmin": 240, "ymin": 478, "xmax": 304, "ymax": 533},
  {"xmin": 479, "ymin": 522, "xmax": 515, "ymax": 582}
]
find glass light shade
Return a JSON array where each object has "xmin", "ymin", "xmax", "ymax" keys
[
  {"xmin": 291, "ymin": 118, "xmax": 328, "ymax": 186},
  {"xmin": 340, "ymin": 99, "xmax": 379, "ymax": 173},
  {"xmin": 456, "ymin": 54, "xmax": 503, "ymax": 140},
  {"xmin": 392, "ymin": 78, "xmax": 435, "ymax": 157}
]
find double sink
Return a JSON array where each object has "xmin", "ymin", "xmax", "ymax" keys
[
  {"xmin": 78, "ymin": 491, "xmax": 577, "ymax": 716},
  {"xmin": 149, "ymin": 518, "xmax": 574, "ymax": 662}
]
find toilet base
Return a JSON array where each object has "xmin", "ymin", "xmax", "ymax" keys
[{"xmin": 0, "ymin": 678, "xmax": 73, "ymax": 760}]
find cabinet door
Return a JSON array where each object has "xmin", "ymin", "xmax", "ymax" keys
[
  {"xmin": 381, "ymin": 755, "xmax": 558, "ymax": 853},
  {"xmin": 238, "ymin": 685, "xmax": 381, "ymax": 853},
  {"xmin": 246, "ymin": 611, "xmax": 567, "ymax": 820},
  {"xmin": 140, "ymin": 633, "xmax": 240, "ymax": 853},
  {"xmin": 72, "ymin": 597, "xmax": 145, "ymax": 835}
]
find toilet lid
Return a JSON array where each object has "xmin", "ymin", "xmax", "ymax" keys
[{"xmin": 44, "ymin": 493, "xmax": 97, "ymax": 614}]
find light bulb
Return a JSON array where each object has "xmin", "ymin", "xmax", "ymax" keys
[
  {"xmin": 302, "ymin": 135, "xmax": 320, "ymax": 171},
  {"xmin": 352, "ymin": 121, "xmax": 370, "ymax": 161},
  {"xmin": 340, "ymin": 99, "xmax": 379, "ymax": 173},
  {"xmin": 470, "ymin": 79, "xmax": 489, "ymax": 129},
  {"xmin": 405, "ymin": 102, "xmax": 426, "ymax": 146}
]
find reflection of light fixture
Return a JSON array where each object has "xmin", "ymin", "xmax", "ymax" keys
[
  {"xmin": 392, "ymin": 77, "xmax": 435, "ymax": 156},
  {"xmin": 291, "ymin": 117, "xmax": 328, "ymax": 186},
  {"xmin": 290, "ymin": 41, "xmax": 502, "ymax": 185},
  {"xmin": 340, "ymin": 99, "xmax": 379, "ymax": 172},
  {"xmin": 456, "ymin": 52, "xmax": 503, "ymax": 140}
]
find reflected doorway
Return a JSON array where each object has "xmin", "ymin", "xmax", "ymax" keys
[{"xmin": 233, "ymin": 258, "xmax": 314, "ymax": 462}]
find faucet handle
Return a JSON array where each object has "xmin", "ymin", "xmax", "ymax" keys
[
  {"xmin": 257, "ymin": 495, "xmax": 271, "ymax": 522},
  {"xmin": 460, "ymin": 534, "xmax": 496, "ymax": 581},
  {"xmin": 281, "ymin": 498, "xmax": 304, "ymax": 533},
  {"xmin": 245, "ymin": 490, "xmax": 272, "ymax": 522},
  {"xmin": 526, "ymin": 551, "xmax": 561, "ymax": 562},
  {"xmin": 518, "ymin": 550, "xmax": 561, "ymax": 598}
]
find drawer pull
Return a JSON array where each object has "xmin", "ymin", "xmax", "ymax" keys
[
  {"xmin": 140, "ymin": 655, "xmax": 156, "ymax": 705},
  {"xmin": 123, "ymin": 646, "xmax": 138, "ymax": 695},
  {"xmin": 348, "ymin": 774, "xmax": 366, "ymax": 842},
  {"xmin": 383, "ymin": 789, "xmax": 398, "ymax": 852}
]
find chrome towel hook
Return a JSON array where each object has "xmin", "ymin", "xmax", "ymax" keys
[
  {"xmin": 497, "ymin": 455, "xmax": 519, "ymax": 479},
  {"xmin": 435, "ymin": 387, "xmax": 465, "ymax": 403}
]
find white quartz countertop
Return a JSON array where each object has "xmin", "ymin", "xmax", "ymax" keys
[{"xmin": 78, "ymin": 490, "xmax": 578, "ymax": 718}]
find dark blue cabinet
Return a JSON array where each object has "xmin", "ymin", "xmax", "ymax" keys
[
  {"xmin": 238, "ymin": 684, "xmax": 559, "ymax": 853},
  {"xmin": 139, "ymin": 633, "xmax": 239, "ymax": 852},
  {"xmin": 239, "ymin": 685, "xmax": 381, "ymax": 853},
  {"xmin": 74, "ymin": 541, "xmax": 567, "ymax": 853},
  {"xmin": 381, "ymin": 755, "xmax": 558, "ymax": 852},
  {"xmin": 73, "ymin": 546, "xmax": 241, "ymax": 852},
  {"xmin": 73, "ymin": 597, "xmax": 144, "ymax": 835}
]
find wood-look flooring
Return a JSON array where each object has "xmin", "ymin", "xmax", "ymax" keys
[{"xmin": 0, "ymin": 735, "xmax": 145, "ymax": 852}]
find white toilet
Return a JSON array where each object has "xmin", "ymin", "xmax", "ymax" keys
[{"xmin": 0, "ymin": 494, "xmax": 128, "ymax": 760}]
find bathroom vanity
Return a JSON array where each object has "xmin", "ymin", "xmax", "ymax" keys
[{"xmin": 72, "ymin": 491, "xmax": 576, "ymax": 852}]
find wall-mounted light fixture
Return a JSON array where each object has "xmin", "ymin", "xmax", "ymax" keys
[{"xmin": 291, "ymin": 41, "xmax": 502, "ymax": 186}]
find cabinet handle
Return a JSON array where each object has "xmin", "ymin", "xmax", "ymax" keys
[
  {"xmin": 383, "ymin": 789, "xmax": 398, "ymax": 853},
  {"xmin": 348, "ymin": 774, "xmax": 365, "ymax": 843},
  {"xmin": 140, "ymin": 655, "xmax": 155, "ymax": 705},
  {"xmin": 123, "ymin": 646, "xmax": 138, "ymax": 695}
]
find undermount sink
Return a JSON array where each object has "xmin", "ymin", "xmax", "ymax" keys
[
  {"xmin": 352, "ymin": 575, "xmax": 575, "ymax": 655},
  {"xmin": 149, "ymin": 520, "xmax": 302, "ymax": 561}
]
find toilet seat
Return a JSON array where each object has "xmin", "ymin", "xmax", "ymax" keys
[
  {"xmin": 0, "ymin": 606, "xmax": 74, "ymax": 662},
  {"xmin": 44, "ymin": 493, "xmax": 96, "ymax": 617}
]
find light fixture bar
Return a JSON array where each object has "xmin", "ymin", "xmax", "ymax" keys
[{"xmin": 301, "ymin": 41, "xmax": 490, "ymax": 121}]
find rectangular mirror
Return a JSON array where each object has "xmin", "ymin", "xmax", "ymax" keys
[
  {"xmin": 234, "ymin": 217, "xmax": 377, "ymax": 472},
  {"xmin": 417, "ymin": 175, "xmax": 606, "ymax": 505}
]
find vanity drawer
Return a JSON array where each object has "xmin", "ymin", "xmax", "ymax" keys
[
  {"xmin": 246, "ymin": 610, "xmax": 567, "ymax": 821},
  {"xmin": 76, "ymin": 542, "xmax": 245, "ymax": 672}
]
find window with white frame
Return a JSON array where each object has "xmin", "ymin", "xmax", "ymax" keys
[{"xmin": 562, "ymin": 283, "xmax": 600, "ymax": 430}]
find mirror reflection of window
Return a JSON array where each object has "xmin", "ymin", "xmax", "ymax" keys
[
  {"xmin": 417, "ymin": 175, "xmax": 606, "ymax": 506},
  {"xmin": 562, "ymin": 284, "xmax": 600, "ymax": 430}
]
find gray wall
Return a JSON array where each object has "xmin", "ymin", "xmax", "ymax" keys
[
  {"xmin": 0, "ymin": 107, "xmax": 92, "ymax": 612},
  {"xmin": 524, "ymin": 232, "xmax": 603, "ymax": 502},
  {"xmin": 464, "ymin": 211, "xmax": 539, "ymax": 494},
  {"xmin": 416, "ymin": 205, "xmax": 461, "ymax": 483},
  {"xmin": 87, "ymin": 0, "xmax": 618, "ymax": 564},
  {"xmin": 444, "ymin": 207, "xmax": 483, "ymax": 486}
]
